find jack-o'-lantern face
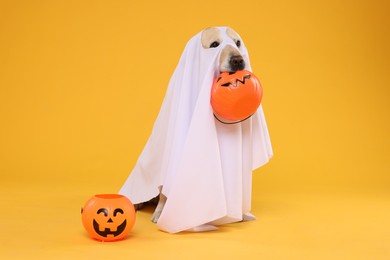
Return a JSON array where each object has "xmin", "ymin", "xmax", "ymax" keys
[
  {"xmin": 216, "ymin": 71, "xmax": 251, "ymax": 88},
  {"xmin": 93, "ymin": 207, "xmax": 127, "ymax": 238},
  {"xmin": 211, "ymin": 70, "xmax": 263, "ymax": 124},
  {"xmin": 81, "ymin": 194, "xmax": 136, "ymax": 242}
]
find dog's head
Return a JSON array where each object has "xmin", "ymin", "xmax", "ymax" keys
[{"xmin": 201, "ymin": 27, "xmax": 247, "ymax": 73}]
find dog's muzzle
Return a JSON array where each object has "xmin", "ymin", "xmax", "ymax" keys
[{"xmin": 229, "ymin": 55, "xmax": 245, "ymax": 72}]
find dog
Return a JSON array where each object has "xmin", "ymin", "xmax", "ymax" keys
[
  {"xmin": 119, "ymin": 26, "xmax": 272, "ymax": 233},
  {"xmin": 148, "ymin": 27, "xmax": 248, "ymax": 223}
]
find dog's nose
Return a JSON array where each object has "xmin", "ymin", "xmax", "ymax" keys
[{"xmin": 229, "ymin": 55, "xmax": 245, "ymax": 72}]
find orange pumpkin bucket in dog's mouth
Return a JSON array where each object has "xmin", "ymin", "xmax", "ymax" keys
[{"xmin": 211, "ymin": 70, "xmax": 263, "ymax": 124}]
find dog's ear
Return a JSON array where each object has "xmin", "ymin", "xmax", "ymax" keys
[
  {"xmin": 201, "ymin": 27, "xmax": 223, "ymax": 49},
  {"xmin": 226, "ymin": 27, "xmax": 242, "ymax": 48}
]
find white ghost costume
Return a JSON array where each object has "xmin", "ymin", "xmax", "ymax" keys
[{"xmin": 119, "ymin": 27, "xmax": 273, "ymax": 233}]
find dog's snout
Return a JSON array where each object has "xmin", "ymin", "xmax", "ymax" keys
[
  {"xmin": 219, "ymin": 45, "xmax": 246, "ymax": 73},
  {"xmin": 229, "ymin": 55, "xmax": 245, "ymax": 72}
]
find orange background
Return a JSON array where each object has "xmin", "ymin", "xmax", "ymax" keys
[{"xmin": 0, "ymin": 0, "xmax": 389, "ymax": 259}]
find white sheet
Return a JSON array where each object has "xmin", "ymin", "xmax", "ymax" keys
[{"xmin": 119, "ymin": 27, "xmax": 273, "ymax": 233}]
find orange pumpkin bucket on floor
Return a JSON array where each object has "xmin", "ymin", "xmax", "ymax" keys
[
  {"xmin": 211, "ymin": 70, "xmax": 263, "ymax": 124},
  {"xmin": 81, "ymin": 194, "xmax": 136, "ymax": 242}
]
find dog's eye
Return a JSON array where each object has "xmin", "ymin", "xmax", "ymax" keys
[
  {"xmin": 236, "ymin": 40, "xmax": 241, "ymax": 48},
  {"xmin": 209, "ymin": 41, "xmax": 220, "ymax": 48}
]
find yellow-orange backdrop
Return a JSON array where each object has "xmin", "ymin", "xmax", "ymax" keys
[{"xmin": 0, "ymin": 0, "xmax": 389, "ymax": 259}]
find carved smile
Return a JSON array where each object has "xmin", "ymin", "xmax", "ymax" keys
[
  {"xmin": 93, "ymin": 219, "xmax": 127, "ymax": 237},
  {"xmin": 217, "ymin": 73, "xmax": 251, "ymax": 87}
]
